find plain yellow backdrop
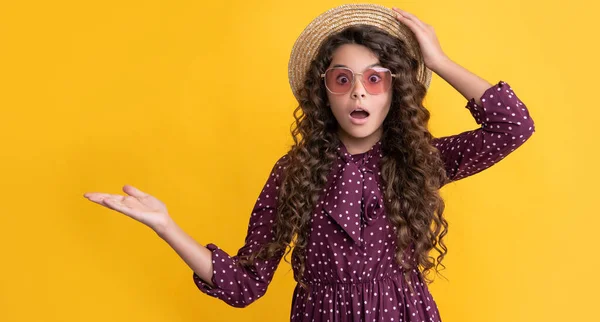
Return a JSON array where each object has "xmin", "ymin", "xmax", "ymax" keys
[{"xmin": 0, "ymin": 0, "xmax": 597, "ymax": 321}]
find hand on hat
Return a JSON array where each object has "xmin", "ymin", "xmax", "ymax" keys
[{"xmin": 392, "ymin": 8, "xmax": 448, "ymax": 72}]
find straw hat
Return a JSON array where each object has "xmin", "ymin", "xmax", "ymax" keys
[{"xmin": 288, "ymin": 3, "xmax": 432, "ymax": 101}]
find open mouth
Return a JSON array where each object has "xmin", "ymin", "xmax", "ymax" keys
[
  {"xmin": 350, "ymin": 109, "xmax": 370, "ymax": 119},
  {"xmin": 349, "ymin": 108, "xmax": 370, "ymax": 125}
]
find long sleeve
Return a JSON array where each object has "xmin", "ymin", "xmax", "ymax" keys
[
  {"xmin": 432, "ymin": 81, "xmax": 535, "ymax": 184},
  {"xmin": 192, "ymin": 155, "xmax": 288, "ymax": 308}
]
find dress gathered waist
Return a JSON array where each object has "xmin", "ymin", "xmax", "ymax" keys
[{"xmin": 301, "ymin": 271, "xmax": 408, "ymax": 287}]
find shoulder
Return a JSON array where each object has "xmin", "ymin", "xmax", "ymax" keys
[
  {"xmin": 274, "ymin": 152, "xmax": 290, "ymax": 166},
  {"xmin": 267, "ymin": 152, "xmax": 291, "ymax": 181}
]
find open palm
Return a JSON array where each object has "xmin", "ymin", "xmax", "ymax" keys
[{"xmin": 84, "ymin": 185, "xmax": 170, "ymax": 232}]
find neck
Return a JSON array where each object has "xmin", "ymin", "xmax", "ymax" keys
[{"xmin": 337, "ymin": 127, "xmax": 383, "ymax": 155}]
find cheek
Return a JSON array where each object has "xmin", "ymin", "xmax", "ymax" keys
[
  {"xmin": 376, "ymin": 95, "xmax": 393, "ymax": 119},
  {"xmin": 329, "ymin": 105, "xmax": 346, "ymax": 120},
  {"xmin": 326, "ymin": 95, "xmax": 347, "ymax": 115},
  {"xmin": 326, "ymin": 92, "xmax": 342, "ymax": 106},
  {"xmin": 381, "ymin": 105, "xmax": 391, "ymax": 119}
]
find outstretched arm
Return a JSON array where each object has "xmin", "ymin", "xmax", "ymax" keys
[
  {"xmin": 84, "ymin": 155, "xmax": 290, "ymax": 308},
  {"xmin": 84, "ymin": 185, "xmax": 216, "ymax": 287}
]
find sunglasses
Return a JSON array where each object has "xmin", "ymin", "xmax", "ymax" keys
[{"xmin": 320, "ymin": 66, "xmax": 396, "ymax": 95}]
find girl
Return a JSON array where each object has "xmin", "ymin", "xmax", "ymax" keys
[{"xmin": 84, "ymin": 4, "xmax": 535, "ymax": 321}]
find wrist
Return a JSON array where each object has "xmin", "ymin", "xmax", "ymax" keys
[
  {"xmin": 154, "ymin": 216, "xmax": 177, "ymax": 239},
  {"xmin": 427, "ymin": 55, "xmax": 452, "ymax": 74}
]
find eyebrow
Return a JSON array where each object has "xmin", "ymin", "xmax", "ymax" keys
[{"xmin": 331, "ymin": 63, "xmax": 382, "ymax": 70}]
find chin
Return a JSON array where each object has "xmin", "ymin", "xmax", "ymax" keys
[{"xmin": 340, "ymin": 126, "xmax": 380, "ymax": 140}]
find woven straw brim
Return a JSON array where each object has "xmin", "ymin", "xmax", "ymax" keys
[{"xmin": 288, "ymin": 3, "xmax": 432, "ymax": 102}]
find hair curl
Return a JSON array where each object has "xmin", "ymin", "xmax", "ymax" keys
[{"xmin": 240, "ymin": 25, "xmax": 449, "ymax": 292}]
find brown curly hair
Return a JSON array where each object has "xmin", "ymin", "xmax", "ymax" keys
[{"xmin": 239, "ymin": 24, "xmax": 449, "ymax": 292}]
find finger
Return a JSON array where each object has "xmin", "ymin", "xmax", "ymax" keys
[
  {"xmin": 394, "ymin": 11, "xmax": 422, "ymax": 34},
  {"xmin": 123, "ymin": 185, "xmax": 148, "ymax": 198},
  {"xmin": 392, "ymin": 8, "xmax": 428, "ymax": 31},
  {"xmin": 84, "ymin": 192, "xmax": 121, "ymax": 204},
  {"xmin": 102, "ymin": 197, "xmax": 138, "ymax": 217}
]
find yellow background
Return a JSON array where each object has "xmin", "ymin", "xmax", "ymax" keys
[{"xmin": 0, "ymin": 0, "xmax": 596, "ymax": 321}]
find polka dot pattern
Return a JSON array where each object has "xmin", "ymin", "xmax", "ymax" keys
[
  {"xmin": 192, "ymin": 80, "xmax": 535, "ymax": 321},
  {"xmin": 322, "ymin": 141, "xmax": 383, "ymax": 247},
  {"xmin": 433, "ymin": 81, "xmax": 536, "ymax": 183},
  {"xmin": 192, "ymin": 155, "xmax": 287, "ymax": 308}
]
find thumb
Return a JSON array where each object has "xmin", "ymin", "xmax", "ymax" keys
[{"xmin": 123, "ymin": 185, "xmax": 148, "ymax": 198}]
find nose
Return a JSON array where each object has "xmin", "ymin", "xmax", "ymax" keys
[{"xmin": 351, "ymin": 77, "xmax": 367, "ymax": 99}]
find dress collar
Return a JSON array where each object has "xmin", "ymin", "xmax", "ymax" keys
[{"xmin": 335, "ymin": 139, "xmax": 383, "ymax": 169}]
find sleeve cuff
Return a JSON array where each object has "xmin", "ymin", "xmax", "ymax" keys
[
  {"xmin": 192, "ymin": 243, "xmax": 229, "ymax": 296},
  {"xmin": 465, "ymin": 80, "xmax": 510, "ymax": 124}
]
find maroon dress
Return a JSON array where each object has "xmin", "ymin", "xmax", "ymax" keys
[{"xmin": 192, "ymin": 81, "xmax": 535, "ymax": 321}]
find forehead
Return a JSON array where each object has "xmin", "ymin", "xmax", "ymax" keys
[{"xmin": 329, "ymin": 44, "xmax": 380, "ymax": 71}]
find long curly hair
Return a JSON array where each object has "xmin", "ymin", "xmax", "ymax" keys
[{"xmin": 240, "ymin": 24, "xmax": 449, "ymax": 291}]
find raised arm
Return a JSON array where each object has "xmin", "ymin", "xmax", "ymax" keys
[
  {"xmin": 391, "ymin": 8, "xmax": 535, "ymax": 183},
  {"xmin": 432, "ymin": 80, "xmax": 535, "ymax": 183}
]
